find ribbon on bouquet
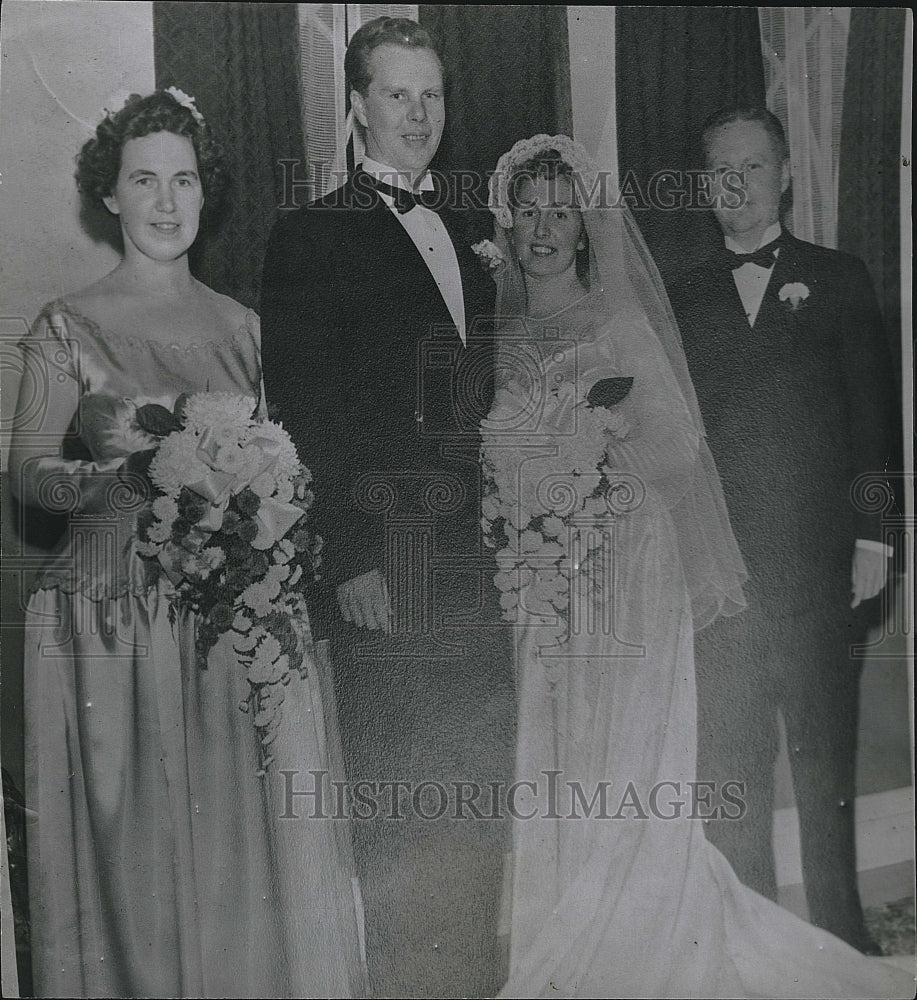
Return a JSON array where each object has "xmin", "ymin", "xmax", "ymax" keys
[
  {"xmin": 154, "ymin": 429, "xmax": 307, "ymax": 582},
  {"xmin": 250, "ymin": 498, "xmax": 305, "ymax": 550},
  {"xmin": 185, "ymin": 429, "xmax": 296, "ymax": 530}
]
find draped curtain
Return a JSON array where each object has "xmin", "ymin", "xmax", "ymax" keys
[
  {"xmin": 615, "ymin": 7, "xmax": 765, "ymax": 285},
  {"xmin": 759, "ymin": 7, "xmax": 851, "ymax": 248},
  {"xmin": 838, "ymin": 7, "xmax": 906, "ymax": 369},
  {"xmin": 153, "ymin": 2, "xmax": 306, "ymax": 309},
  {"xmin": 419, "ymin": 5, "xmax": 572, "ymax": 207}
]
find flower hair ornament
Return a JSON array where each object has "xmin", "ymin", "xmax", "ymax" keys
[
  {"xmin": 488, "ymin": 133, "xmax": 595, "ymax": 228},
  {"xmin": 165, "ymin": 86, "xmax": 206, "ymax": 125},
  {"xmin": 100, "ymin": 87, "xmax": 205, "ymax": 126}
]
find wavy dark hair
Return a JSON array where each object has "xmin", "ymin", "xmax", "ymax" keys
[
  {"xmin": 509, "ymin": 150, "xmax": 590, "ymax": 284},
  {"xmin": 75, "ymin": 90, "xmax": 227, "ymax": 208}
]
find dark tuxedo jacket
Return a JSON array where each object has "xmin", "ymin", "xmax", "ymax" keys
[
  {"xmin": 260, "ymin": 169, "xmax": 497, "ymax": 632},
  {"xmin": 668, "ymin": 232, "xmax": 897, "ymax": 617}
]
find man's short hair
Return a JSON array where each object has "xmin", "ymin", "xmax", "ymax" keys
[
  {"xmin": 345, "ymin": 16, "xmax": 442, "ymax": 96},
  {"xmin": 701, "ymin": 107, "xmax": 789, "ymax": 163}
]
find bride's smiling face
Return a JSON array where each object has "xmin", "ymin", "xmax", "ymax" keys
[
  {"xmin": 103, "ymin": 131, "xmax": 204, "ymax": 263},
  {"xmin": 511, "ymin": 175, "xmax": 584, "ymax": 280}
]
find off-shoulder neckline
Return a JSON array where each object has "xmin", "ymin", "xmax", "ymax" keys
[{"xmin": 44, "ymin": 297, "xmax": 259, "ymax": 353}]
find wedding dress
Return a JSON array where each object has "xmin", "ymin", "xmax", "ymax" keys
[
  {"xmin": 19, "ymin": 299, "xmax": 366, "ymax": 998},
  {"xmin": 482, "ymin": 136, "xmax": 914, "ymax": 999}
]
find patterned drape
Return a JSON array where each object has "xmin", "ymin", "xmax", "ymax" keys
[
  {"xmin": 418, "ymin": 5, "xmax": 572, "ymax": 206},
  {"xmin": 759, "ymin": 7, "xmax": 851, "ymax": 248},
  {"xmin": 838, "ymin": 7, "xmax": 906, "ymax": 370},
  {"xmin": 615, "ymin": 7, "xmax": 765, "ymax": 284},
  {"xmin": 153, "ymin": 2, "xmax": 306, "ymax": 309}
]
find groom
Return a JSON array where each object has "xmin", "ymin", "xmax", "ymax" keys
[
  {"xmin": 668, "ymin": 107, "xmax": 897, "ymax": 952},
  {"xmin": 260, "ymin": 16, "xmax": 512, "ymax": 995}
]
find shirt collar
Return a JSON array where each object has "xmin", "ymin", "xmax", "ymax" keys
[
  {"xmin": 725, "ymin": 222, "xmax": 782, "ymax": 255},
  {"xmin": 361, "ymin": 157, "xmax": 435, "ymax": 194},
  {"xmin": 725, "ymin": 222, "xmax": 781, "ymax": 253}
]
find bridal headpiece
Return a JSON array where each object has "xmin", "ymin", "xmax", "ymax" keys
[{"xmin": 488, "ymin": 133, "xmax": 595, "ymax": 228}]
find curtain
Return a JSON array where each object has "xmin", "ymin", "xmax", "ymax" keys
[
  {"xmin": 418, "ymin": 5, "xmax": 572, "ymax": 207},
  {"xmin": 615, "ymin": 7, "xmax": 765, "ymax": 285},
  {"xmin": 838, "ymin": 7, "xmax": 906, "ymax": 370},
  {"xmin": 759, "ymin": 7, "xmax": 851, "ymax": 248},
  {"xmin": 153, "ymin": 2, "xmax": 306, "ymax": 309},
  {"xmin": 297, "ymin": 4, "xmax": 418, "ymax": 199}
]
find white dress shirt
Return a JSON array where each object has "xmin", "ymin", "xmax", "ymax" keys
[
  {"xmin": 361, "ymin": 157, "xmax": 466, "ymax": 344},
  {"xmin": 725, "ymin": 222, "xmax": 782, "ymax": 327},
  {"xmin": 723, "ymin": 223, "xmax": 891, "ymax": 559}
]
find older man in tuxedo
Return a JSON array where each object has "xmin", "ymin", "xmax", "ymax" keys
[
  {"xmin": 261, "ymin": 16, "xmax": 512, "ymax": 995},
  {"xmin": 668, "ymin": 107, "xmax": 897, "ymax": 953}
]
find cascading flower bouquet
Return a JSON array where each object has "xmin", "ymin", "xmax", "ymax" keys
[
  {"xmin": 126, "ymin": 392, "xmax": 321, "ymax": 771},
  {"xmin": 480, "ymin": 377, "xmax": 634, "ymax": 638}
]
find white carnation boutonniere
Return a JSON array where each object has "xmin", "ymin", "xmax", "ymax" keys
[
  {"xmin": 472, "ymin": 239, "xmax": 507, "ymax": 275},
  {"xmin": 778, "ymin": 282, "xmax": 810, "ymax": 312}
]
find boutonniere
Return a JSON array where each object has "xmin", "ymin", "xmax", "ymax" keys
[
  {"xmin": 778, "ymin": 282, "xmax": 810, "ymax": 311},
  {"xmin": 471, "ymin": 240, "xmax": 506, "ymax": 275}
]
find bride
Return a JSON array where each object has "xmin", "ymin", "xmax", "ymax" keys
[
  {"xmin": 480, "ymin": 134, "xmax": 913, "ymax": 999},
  {"xmin": 10, "ymin": 89, "xmax": 366, "ymax": 998}
]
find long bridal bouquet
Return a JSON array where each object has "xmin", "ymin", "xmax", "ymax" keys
[
  {"xmin": 480, "ymin": 377, "xmax": 634, "ymax": 639},
  {"xmin": 126, "ymin": 392, "xmax": 321, "ymax": 771}
]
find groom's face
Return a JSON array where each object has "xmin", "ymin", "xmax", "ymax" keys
[
  {"xmin": 351, "ymin": 43, "xmax": 445, "ymax": 181},
  {"xmin": 706, "ymin": 120, "xmax": 790, "ymax": 247}
]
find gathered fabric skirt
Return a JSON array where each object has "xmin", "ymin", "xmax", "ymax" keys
[
  {"xmin": 497, "ymin": 504, "xmax": 913, "ymax": 999},
  {"xmin": 25, "ymin": 580, "xmax": 366, "ymax": 998}
]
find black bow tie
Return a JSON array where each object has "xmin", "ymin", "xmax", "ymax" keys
[
  {"xmin": 718, "ymin": 236, "xmax": 783, "ymax": 270},
  {"xmin": 365, "ymin": 174, "xmax": 441, "ymax": 214}
]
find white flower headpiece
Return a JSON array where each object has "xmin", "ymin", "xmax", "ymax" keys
[
  {"xmin": 100, "ymin": 87, "xmax": 206, "ymax": 127},
  {"xmin": 165, "ymin": 86, "xmax": 206, "ymax": 126},
  {"xmin": 488, "ymin": 134, "xmax": 595, "ymax": 228}
]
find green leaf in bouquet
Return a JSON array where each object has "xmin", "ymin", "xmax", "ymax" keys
[
  {"xmin": 172, "ymin": 393, "xmax": 191, "ymax": 423},
  {"xmin": 135, "ymin": 402, "xmax": 183, "ymax": 437},
  {"xmin": 586, "ymin": 377, "xmax": 634, "ymax": 410}
]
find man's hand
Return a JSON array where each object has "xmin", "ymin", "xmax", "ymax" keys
[
  {"xmin": 337, "ymin": 568, "xmax": 390, "ymax": 631},
  {"xmin": 851, "ymin": 547, "xmax": 889, "ymax": 608}
]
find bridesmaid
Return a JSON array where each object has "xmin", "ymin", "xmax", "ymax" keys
[{"xmin": 10, "ymin": 89, "xmax": 366, "ymax": 999}]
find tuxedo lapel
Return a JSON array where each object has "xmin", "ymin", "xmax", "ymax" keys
[
  {"xmin": 753, "ymin": 237, "xmax": 806, "ymax": 336},
  {"xmin": 705, "ymin": 262, "xmax": 753, "ymax": 334},
  {"xmin": 348, "ymin": 171, "xmax": 470, "ymax": 342}
]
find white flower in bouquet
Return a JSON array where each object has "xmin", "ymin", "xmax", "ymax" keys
[
  {"xmin": 149, "ymin": 431, "xmax": 210, "ymax": 498},
  {"xmin": 245, "ymin": 420, "xmax": 302, "ymax": 481},
  {"xmin": 181, "ymin": 392, "xmax": 257, "ymax": 436},
  {"xmin": 233, "ymin": 611, "xmax": 253, "ymax": 634},
  {"xmin": 152, "ymin": 495, "xmax": 179, "ymax": 524},
  {"xmin": 147, "ymin": 519, "xmax": 173, "ymax": 544},
  {"xmin": 210, "ymin": 443, "xmax": 249, "ymax": 476}
]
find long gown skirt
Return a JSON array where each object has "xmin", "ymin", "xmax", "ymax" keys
[
  {"xmin": 25, "ymin": 579, "xmax": 366, "ymax": 998},
  {"xmin": 498, "ymin": 501, "xmax": 913, "ymax": 999}
]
